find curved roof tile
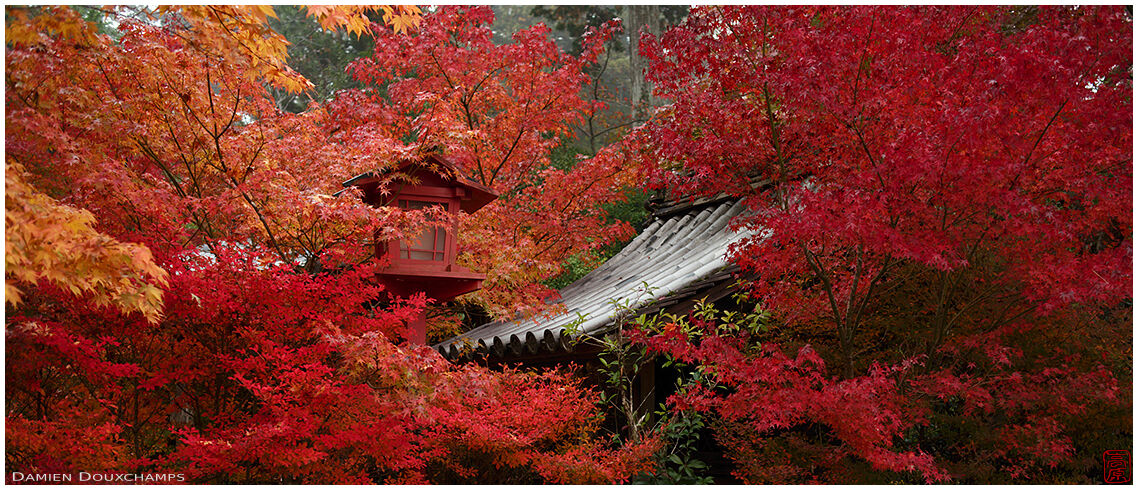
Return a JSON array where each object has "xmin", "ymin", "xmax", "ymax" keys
[{"xmin": 437, "ymin": 199, "xmax": 752, "ymax": 361}]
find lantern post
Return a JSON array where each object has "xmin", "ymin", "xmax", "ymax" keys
[{"xmin": 341, "ymin": 155, "xmax": 497, "ymax": 344}]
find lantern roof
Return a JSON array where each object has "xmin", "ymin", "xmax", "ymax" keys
[{"xmin": 339, "ymin": 154, "xmax": 497, "ymax": 214}]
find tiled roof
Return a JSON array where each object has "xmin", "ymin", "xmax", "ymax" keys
[
  {"xmin": 334, "ymin": 154, "xmax": 497, "ymax": 213},
  {"xmin": 436, "ymin": 197, "xmax": 753, "ymax": 361}
]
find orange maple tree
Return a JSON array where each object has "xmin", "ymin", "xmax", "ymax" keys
[
  {"xmin": 347, "ymin": 6, "xmax": 643, "ymax": 318},
  {"xmin": 5, "ymin": 160, "xmax": 167, "ymax": 322},
  {"xmin": 5, "ymin": 5, "xmax": 657, "ymax": 483}
]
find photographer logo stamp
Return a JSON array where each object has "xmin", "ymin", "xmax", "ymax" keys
[{"xmin": 1104, "ymin": 450, "xmax": 1131, "ymax": 484}]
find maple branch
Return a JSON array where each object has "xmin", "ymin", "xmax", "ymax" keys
[
  {"xmin": 236, "ymin": 188, "xmax": 291, "ymax": 264},
  {"xmin": 851, "ymin": 123, "xmax": 889, "ymax": 194},
  {"xmin": 242, "ymin": 133, "xmax": 268, "ymax": 184},
  {"xmin": 1010, "ymin": 99, "xmax": 1068, "ymax": 190},
  {"xmin": 176, "ymin": 88, "xmax": 221, "ymax": 145},
  {"xmin": 800, "ymin": 244, "xmax": 853, "ymax": 376},
  {"xmin": 942, "ymin": 282, "xmax": 1000, "ymax": 338},
  {"xmin": 490, "ymin": 74, "xmax": 565, "ymax": 186},
  {"xmin": 987, "ymin": 301, "xmax": 1037, "ymax": 334},
  {"xmin": 206, "ymin": 70, "xmax": 221, "ymax": 138},
  {"xmin": 94, "ymin": 56, "xmax": 124, "ymax": 102},
  {"xmin": 428, "ymin": 47, "xmax": 489, "ymax": 181},
  {"xmin": 169, "ymin": 73, "xmax": 290, "ymax": 264},
  {"xmin": 851, "ymin": 16, "xmax": 875, "ymax": 108},
  {"xmin": 427, "ymin": 47, "xmax": 458, "ymax": 89},
  {"xmin": 578, "ymin": 45, "xmax": 613, "ymax": 153},
  {"xmin": 749, "ymin": 20, "xmax": 796, "ymax": 211},
  {"xmin": 221, "ymin": 79, "xmax": 242, "ymax": 138},
  {"xmin": 762, "ymin": 82, "xmax": 789, "ymax": 210},
  {"xmin": 931, "ymin": 133, "xmax": 964, "ymax": 208},
  {"xmin": 848, "ymin": 254, "xmax": 892, "ymax": 334},
  {"xmin": 158, "ymin": 112, "xmax": 205, "ymax": 197},
  {"xmin": 132, "ymin": 134, "xmax": 223, "ymax": 249},
  {"xmin": 6, "ymin": 78, "xmax": 40, "ymax": 111},
  {"xmin": 194, "ymin": 83, "xmax": 292, "ymax": 264},
  {"xmin": 466, "ymin": 64, "xmax": 505, "ymax": 105},
  {"xmin": 133, "ymin": 136, "xmax": 187, "ymax": 198},
  {"xmin": 488, "ymin": 130, "xmax": 526, "ymax": 186},
  {"xmin": 927, "ymin": 269, "xmax": 954, "ymax": 355},
  {"xmin": 590, "ymin": 118, "xmax": 648, "ymax": 140},
  {"xmin": 845, "ymin": 244, "xmax": 865, "ymax": 325},
  {"xmin": 203, "ymin": 7, "xmax": 287, "ymax": 77},
  {"xmin": 946, "ymin": 7, "xmax": 978, "ymax": 44},
  {"xmin": 963, "ymin": 223, "xmax": 992, "ymax": 263}
]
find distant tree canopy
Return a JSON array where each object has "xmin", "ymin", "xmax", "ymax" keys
[{"xmin": 266, "ymin": 5, "xmax": 375, "ymax": 112}]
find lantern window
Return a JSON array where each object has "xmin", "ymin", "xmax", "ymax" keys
[{"xmin": 398, "ymin": 199, "xmax": 447, "ymax": 261}]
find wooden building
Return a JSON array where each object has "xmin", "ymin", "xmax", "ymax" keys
[{"xmin": 435, "ymin": 192, "xmax": 756, "ymax": 482}]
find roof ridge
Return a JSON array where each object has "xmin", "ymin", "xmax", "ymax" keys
[{"xmin": 646, "ymin": 177, "xmax": 769, "ymax": 221}]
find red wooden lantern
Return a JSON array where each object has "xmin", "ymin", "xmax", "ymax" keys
[{"xmin": 341, "ymin": 155, "xmax": 497, "ymax": 344}]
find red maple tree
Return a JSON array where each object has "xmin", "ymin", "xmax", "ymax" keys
[{"xmin": 632, "ymin": 5, "xmax": 1131, "ymax": 483}]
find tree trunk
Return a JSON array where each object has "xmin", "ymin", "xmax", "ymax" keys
[{"xmin": 626, "ymin": 5, "xmax": 662, "ymax": 119}]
